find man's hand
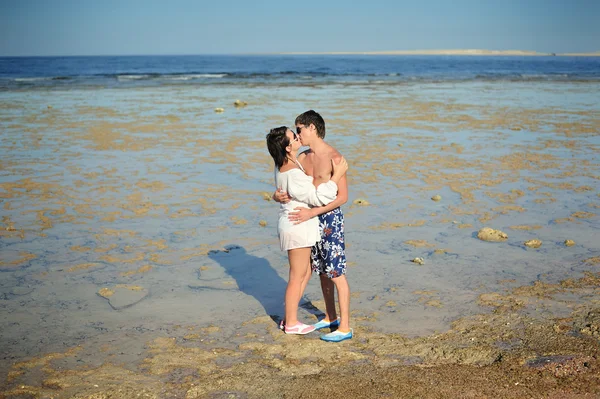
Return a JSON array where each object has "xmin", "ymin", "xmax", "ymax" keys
[
  {"xmin": 272, "ymin": 188, "xmax": 291, "ymax": 203},
  {"xmin": 288, "ymin": 207, "xmax": 314, "ymax": 224}
]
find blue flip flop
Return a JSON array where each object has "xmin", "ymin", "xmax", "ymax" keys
[
  {"xmin": 313, "ymin": 318, "xmax": 340, "ymax": 330},
  {"xmin": 320, "ymin": 328, "xmax": 353, "ymax": 342}
]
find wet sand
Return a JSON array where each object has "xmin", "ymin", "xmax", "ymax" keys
[
  {"xmin": 2, "ymin": 270, "xmax": 600, "ymax": 398},
  {"xmin": 1, "ymin": 81, "xmax": 599, "ymax": 397}
]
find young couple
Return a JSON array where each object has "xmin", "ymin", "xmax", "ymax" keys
[{"xmin": 265, "ymin": 110, "xmax": 352, "ymax": 342}]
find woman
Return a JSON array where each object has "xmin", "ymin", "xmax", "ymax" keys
[{"xmin": 266, "ymin": 126, "xmax": 348, "ymax": 334}]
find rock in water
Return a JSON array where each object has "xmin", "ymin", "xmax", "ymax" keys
[
  {"xmin": 412, "ymin": 257, "xmax": 425, "ymax": 265},
  {"xmin": 564, "ymin": 239, "xmax": 575, "ymax": 247},
  {"xmin": 262, "ymin": 192, "xmax": 272, "ymax": 201},
  {"xmin": 524, "ymin": 239, "xmax": 542, "ymax": 248},
  {"xmin": 431, "ymin": 195, "xmax": 442, "ymax": 202},
  {"xmin": 477, "ymin": 227, "xmax": 508, "ymax": 242}
]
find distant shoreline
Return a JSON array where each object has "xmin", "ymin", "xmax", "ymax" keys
[
  {"xmin": 277, "ymin": 49, "xmax": 600, "ymax": 57},
  {"xmin": 2, "ymin": 50, "xmax": 600, "ymax": 57}
]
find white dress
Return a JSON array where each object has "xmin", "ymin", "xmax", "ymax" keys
[{"xmin": 275, "ymin": 162, "xmax": 338, "ymax": 251}]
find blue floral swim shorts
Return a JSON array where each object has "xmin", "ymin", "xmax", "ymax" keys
[{"xmin": 311, "ymin": 207, "xmax": 347, "ymax": 278}]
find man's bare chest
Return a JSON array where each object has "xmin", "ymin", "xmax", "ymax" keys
[{"xmin": 303, "ymin": 155, "xmax": 332, "ymax": 182}]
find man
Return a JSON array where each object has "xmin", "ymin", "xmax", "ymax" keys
[{"xmin": 274, "ymin": 110, "xmax": 352, "ymax": 342}]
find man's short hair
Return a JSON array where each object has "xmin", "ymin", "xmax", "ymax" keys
[{"xmin": 295, "ymin": 110, "xmax": 325, "ymax": 139}]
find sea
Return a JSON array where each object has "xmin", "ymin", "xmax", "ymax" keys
[
  {"xmin": 1, "ymin": 54, "xmax": 600, "ymax": 89},
  {"xmin": 0, "ymin": 55, "xmax": 599, "ymax": 381}
]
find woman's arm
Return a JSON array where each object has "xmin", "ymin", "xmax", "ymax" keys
[
  {"xmin": 288, "ymin": 155, "xmax": 349, "ymax": 224},
  {"xmin": 286, "ymin": 170, "xmax": 338, "ymax": 207},
  {"xmin": 286, "ymin": 157, "xmax": 348, "ymax": 206},
  {"xmin": 289, "ymin": 174, "xmax": 348, "ymax": 223}
]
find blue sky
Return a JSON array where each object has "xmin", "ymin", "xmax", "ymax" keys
[{"xmin": 1, "ymin": 0, "xmax": 598, "ymax": 56}]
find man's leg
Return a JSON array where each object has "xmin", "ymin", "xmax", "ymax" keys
[
  {"xmin": 331, "ymin": 274, "xmax": 350, "ymax": 332},
  {"xmin": 316, "ymin": 209, "xmax": 352, "ymax": 341},
  {"xmin": 312, "ymin": 235, "xmax": 338, "ymax": 323},
  {"xmin": 319, "ymin": 274, "xmax": 337, "ymax": 322}
]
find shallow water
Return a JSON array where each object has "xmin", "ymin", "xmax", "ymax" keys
[{"xmin": 0, "ymin": 81, "xmax": 599, "ymax": 380}]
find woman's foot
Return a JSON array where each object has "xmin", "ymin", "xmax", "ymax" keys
[{"xmin": 284, "ymin": 322, "xmax": 316, "ymax": 335}]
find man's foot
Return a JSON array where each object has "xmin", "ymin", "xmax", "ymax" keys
[
  {"xmin": 320, "ymin": 328, "xmax": 353, "ymax": 342},
  {"xmin": 284, "ymin": 322, "xmax": 316, "ymax": 335},
  {"xmin": 313, "ymin": 318, "xmax": 340, "ymax": 330}
]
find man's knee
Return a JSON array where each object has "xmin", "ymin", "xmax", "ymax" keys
[{"xmin": 331, "ymin": 274, "xmax": 349, "ymax": 288}]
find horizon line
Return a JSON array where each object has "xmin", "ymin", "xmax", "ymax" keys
[{"xmin": 1, "ymin": 49, "xmax": 600, "ymax": 57}]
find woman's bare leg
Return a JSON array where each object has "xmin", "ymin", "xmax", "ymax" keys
[
  {"xmin": 299, "ymin": 254, "xmax": 312, "ymax": 303},
  {"xmin": 285, "ymin": 247, "xmax": 312, "ymax": 326}
]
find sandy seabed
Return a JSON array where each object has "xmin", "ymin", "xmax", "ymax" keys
[{"xmin": 0, "ymin": 81, "xmax": 599, "ymax": 398}]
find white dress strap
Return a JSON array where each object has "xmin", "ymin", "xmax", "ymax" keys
[{"xmin": 292, "ymin": 158, "xmax": 306, "ymax": 173}]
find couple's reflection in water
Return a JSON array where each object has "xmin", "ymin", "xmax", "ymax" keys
[{"xmin": 207, "ymin": 245, "xmax": 321, "ymax": 326}]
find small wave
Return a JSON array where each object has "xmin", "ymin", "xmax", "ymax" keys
[
  {"xmin": 15, "ymin": 77, "xmax": 52, "ymax": 82},
  {"xmin": 277, "ymin": 71, "xmax": 330, "ymax": 76},
  {"xmin": 193, "ymin": 73, "xmax": 227, "ymax": 78},
  {"xmin": 116, "ymin": 73, "xmax": 228, "ymax": 81},
  {"xmin": 519, "ymin": 73, "xmax": 570, "ymax": 80},
  {"xmin": 472, "ymin": 73, "xmax": 577, "ymax": 82},
  {"xmin": 117, "ymin": 74, "xmax": 151, "ymax": 81},
  {"xmin": 163, "ymin": 74, "xmax": 228, "ymax": 80}
]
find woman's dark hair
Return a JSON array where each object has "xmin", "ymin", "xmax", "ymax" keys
[{"xmin": 266, "ymin": 126, "xmax": 290, "ymax": 169}]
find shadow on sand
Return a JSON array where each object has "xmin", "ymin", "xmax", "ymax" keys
[{"xmin": 208, "ymin": 245, "xmax": 322, "ymax": 326}]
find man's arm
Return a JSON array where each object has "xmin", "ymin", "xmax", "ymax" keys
[
  {"xmin": 310, "ymin": 173, "xmax": 347, "ymax": 215},
  {"xmin": 288, "ymin": 154, "xmax": 348, "ymax": 224}
]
